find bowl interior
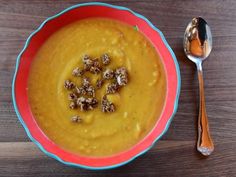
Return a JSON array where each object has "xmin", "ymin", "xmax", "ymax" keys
[{"xmin": 13, "ymin": 3, "xmax": 180, "ymax": 169}]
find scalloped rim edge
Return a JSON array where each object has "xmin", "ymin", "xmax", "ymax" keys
[{"xmin": 12, "ymin": 2, "xmax": 181, "ymax": 170}]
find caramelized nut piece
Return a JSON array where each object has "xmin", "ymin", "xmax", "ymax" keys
[
  {"xmin": 101, "ymin": 53, "xmax": 110, "ymax": 65},
  {"xmin": 86, "ymin": 97, "xmax": 98, "ymax": 110},
  {"xmin": 96, "ymin": 79, "xmax": 104, "ymax": 89},
  {"xmin": 69, "ymin": 101, "xmax": 77, "ymax": 109},
  {"xmin": 68, "ymin": 92, "xmax": 78, "ymax": 101},
  {"xmin": 82, "ymin": 77, "xmax": 90, "ymax": 87},
  {"xmin": 106, "ymin": 82, "xmax": 119, "ymax": 94},
  {"xmin": 117, "ymin": 75, "xmax": 128, "ymax": 86},
  {"xmin": 72, "ymin": 67, "xmax": 84, "ymax": 77},
  {"xmin": 82, "ymin": 55, "xmax": 93, "ymax": 71},
  {"xmin": 77, "ymin": 96, "xmax": 87, "ymax": 111},
  {"xmin": 115, "ymin": 67, "xmax": 128, "ymax": 86},
  {"xmin": 82, "ymin": 54, "xmax": 91, "ymax": 61},
  {"xmin": 90, "ymin": 59, "xmax": 102, "ymax": 74},
  {"xmin": 76, "ymin": 86, "xmax": 86, "ymax": 95},
  {"xmin": 101, "ymin": 95, "xmax": 116, "ymax": 113},
  {"xmin": 64, "ymin": 80, "xmax": 75, "ymax": 90},
  {"xmin": 115, "ymin": 67, "xmax": 127, "ymax": 76},
  {"xmin": 86, "ymin": 85, "xmax": 95, "ymax": 97},
  {"xmin": 103, "ymin": 69, "xmax": 114, "ymax": 80}
]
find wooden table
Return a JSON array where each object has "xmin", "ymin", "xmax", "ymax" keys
[{"xmin": 0, "ymin": 0, "xmax": 236, "ymax": 176}]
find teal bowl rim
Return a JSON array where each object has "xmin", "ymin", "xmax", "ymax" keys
[{"xmin": 12, "ymin": 2, "xmax": 181, "ymax": 170}]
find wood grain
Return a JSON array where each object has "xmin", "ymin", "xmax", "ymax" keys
[
  {"xmin": 0, "ymin": 141, "xmax": 235, "ymax": 177},
  {"xmin": 0, "ymin": 0, "xmax": 236, "ymax": 176}
]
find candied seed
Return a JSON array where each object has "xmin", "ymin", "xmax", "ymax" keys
[
  {"xmin": 82, "ymin": 77, "xmax": 90, "ymax": 87},
  {"xmin": 75, "ymin": 86, "xmax": 80, "ymax": 94},
  {"xmin": 77, "ymin": 96, "xmax": 86, "ymax": 104},
  {"xmin": 103, "ymin": 69, "xmax": 114, "ymax": 80},
  {"xmin": 101, "ymin": 96, "xmax": 116, "ymax": 113},
  {"xmin": 116, "ymin": 74, "xmax": 128, "ymax": 86},
  {"xmin": 106, "ymin": 82, "xmax": 119, "ymax": 94},
  {"xmin": 84, "ymin": 63, "xmax": 92, "ymax": 71},
  {"xmin": 84, "ymin": 59, "xmax": 93, "ymax": 66},
  {"xmin": 93, "ymin": 58, "xmax": 100, "ymax": 67},
  {"xmin": 82, "ymin": 54, "xmax": 91, "ymax": 62},
  {"xmin": 76, "ymin": 86, "xmax": 86, "ymax": 95},
  {"xmin": 96, "ymin": 79, "xmax": 104, "ymax": 89},
  {"xmin": 69, "ymin": 101, "xmax": 77, "ymax": 109},
  {"xmin": 80, "ymin": 104, "xmax": 88, "ymax": 111},
  {"xmin": 72, "ymin": 67, "xmax": 84, "ymax": 77},
  {"xmin": 102, "ymin": 102, "xmax": 115, "ymax": 113},
  {"xmin": 108, "ymin": 103, "xmax": 115, "ymax": 112},
  {"xmin": 89, "ymin": 58, "xmax": 102, "ymax": 74},
  {"xmin": 115, "ymin": 67, "xmax": 128, "ymax": 86},
  {"xmin": 64, "ymin": 80, "xmax": 75, "ymax": 90},
  {"xmin": 77, "ymin": 85, "xmax": 95, "ymax": 96},
  {"xmin": 90, "ymin": 66, "xmax": 102, "ymax": 74},
  {"xmin": 77, "ymin": 96, "xmax": 88, "ymax": 111},
  {"xmin": 101, "ymin": 53, "xmax": 110, "ymax": 65},
  {"xmin": 89, "ymin": 97, "xmax": 98, "ymax": 106},
  {"xmin": 71, "ymin": 115, "xmax": 82, "ymax": 123},
  {"xmin": 86, "ymin": 97, "xmax": 98, "ymax": 110},
  {"xmin": 115, "ymin": 67, "xmax": 128, "ymax": 77},
  {"xmin": 68, "ymin": 92, "xmax": 78, "ymax": 100},
  {"xmin": 86, "ymin": 85, "xmax": 95, "ymax": 97},
  {"xmin": 82, "ymin": 55, "xmax": 93, "ymax": 71}
]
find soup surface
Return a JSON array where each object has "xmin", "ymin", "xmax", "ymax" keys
[{"xmin": 28, "ymin": 18, "xmax": 166, "ymax": 157}]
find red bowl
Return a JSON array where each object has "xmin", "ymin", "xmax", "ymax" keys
[{"xmin": 12, "ymin": 2, "xmax": 181, "ymax": 169}]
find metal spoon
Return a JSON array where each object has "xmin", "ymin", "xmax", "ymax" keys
[{"xmin": 183, "ymin": 17, "xmax": 214, "ymax": 156}]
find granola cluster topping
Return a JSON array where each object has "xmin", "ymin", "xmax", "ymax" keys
[
  {"xmin": 101, "ymin": 53, "xmax": 110, "ymax": 65},
  {"xmin": 106, "ymin": 82, "xmax": 119, "ymax": 94},
  {"xmin": 115, "ymin": 67, "xmax": 128, "ymax": 86},
  {"xmin": 64, "ymin": 53, "xmax": 129, "ymax": 123},
  {"xmin": 72, "ymin": 67, "xmax": 84, "ymax": 77},
  {"xmin": 64, "ymin": 80, "xmax": 75, "ymax": 90},
  {"xmin": 103, "ymin": 69, "xmax": 114, "ymax": 80},
  {"xmin": 101, "ymin": 95, "xmax": 115, "ymax": 113}
]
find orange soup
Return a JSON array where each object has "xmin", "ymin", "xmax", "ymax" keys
[{"xmin": 28, "ymin": 18, "xmax": 166, "ymax": 156}]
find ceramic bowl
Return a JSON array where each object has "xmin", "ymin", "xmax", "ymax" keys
[{"xmin": 12, "ymin": 2, "xmax": 181, "ymax": 169}]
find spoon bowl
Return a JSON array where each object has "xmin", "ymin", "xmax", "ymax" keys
[{"xmin": 184, "ymin": 17, "xmax": 213, "ymax": 63}]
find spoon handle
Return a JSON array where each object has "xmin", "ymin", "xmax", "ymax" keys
[{"xmin": 196, "ymin": 62, "xmax": 214, "ymax": 156}]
